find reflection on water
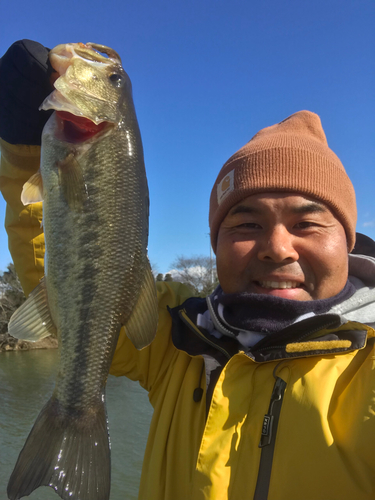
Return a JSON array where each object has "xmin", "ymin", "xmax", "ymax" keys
[{"xmin": 0, "ymin": 349, "xmax": 153, "ymax": 500}]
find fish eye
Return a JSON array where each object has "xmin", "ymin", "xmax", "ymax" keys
[{"xmin": 109, "ymin": 73, "xmax": 124, "ymax": 87}]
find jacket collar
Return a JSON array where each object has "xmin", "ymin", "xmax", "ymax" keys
[{"xmin": 168, "ymin": 298, "xmax": 373, "ymax": 363}]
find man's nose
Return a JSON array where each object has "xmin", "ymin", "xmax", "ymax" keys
[{"xmin": 257, "ymin": 225, "xmax": 299, "ymax": 263}]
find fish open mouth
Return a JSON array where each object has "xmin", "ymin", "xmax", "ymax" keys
[
  {"xmin": 40, "ymin": 42, "xmax": 122, "ymax": 139},
  {"xmin": 56, "ymin": 111, "xmax": 108, "ymax": 142}
]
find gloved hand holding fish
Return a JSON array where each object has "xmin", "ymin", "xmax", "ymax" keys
[{"xmin": 6, "ymin": 42, "xmax": 158, "ymax": 500}]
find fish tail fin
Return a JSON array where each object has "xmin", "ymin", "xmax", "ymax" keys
[{"xmin": 7, "ymin": 396, "xmax": 110, "ymax": 500}]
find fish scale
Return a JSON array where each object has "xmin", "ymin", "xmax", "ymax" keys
[{"xmin": 7, "ymin": 42, "xmax": 158, "ymax": 500}]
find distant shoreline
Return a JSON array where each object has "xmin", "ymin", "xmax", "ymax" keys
[{"xmin": 0, "ymin": 334, "xmax": 58, "ymax": 352}]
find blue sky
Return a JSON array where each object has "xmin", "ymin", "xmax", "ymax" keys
[{"xmin": 0, "ymin": 0, "xmax": 374, "ymax": 274}]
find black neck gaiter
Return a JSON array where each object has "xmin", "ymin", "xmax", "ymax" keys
[{"xmin": 209, "ymin": 280, "xmax": 356, "ymax": 334}]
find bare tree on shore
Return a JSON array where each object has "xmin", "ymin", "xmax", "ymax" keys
[
  {"xmin": 0, "ymin": 263, "xmax": 26, "ymax": 336},
  {"xmin": 170, "ymin": 255, "xmax": 218, "ymax": 297}
]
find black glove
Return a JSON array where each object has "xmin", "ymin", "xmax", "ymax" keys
[{"xmin": 0, "ymin": 39, "xmax": 55, "ymax": 145}]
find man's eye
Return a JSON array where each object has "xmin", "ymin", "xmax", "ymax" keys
[
  {"xmin": 295, "ymin": 221, "xmax": 316, "ymax": 229},
  {"xmin": 237, "ymin": 223, "xmax": 262, "ymax": 229}
]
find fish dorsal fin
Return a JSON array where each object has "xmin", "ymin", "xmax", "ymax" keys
[
  {"xmin": 21, "ymin": 170, "xmax": 44, "ymax": 205},
  {"xmin": 57, "ymin": 152, "xmax": 88, "ymax": 211},
  {"xmin": 124, "ymin": 260, "xmax": 158, "ymax": 349},
  {"xmin": 8, "ymin": 277, "xmax": 57, "ymax": 342}
]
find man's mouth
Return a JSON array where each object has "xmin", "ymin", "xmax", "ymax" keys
[{"xmin": 256, "ymin": 280, "xmax": 301, "ymax": 289}]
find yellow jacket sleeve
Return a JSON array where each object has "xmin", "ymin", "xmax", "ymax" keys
[
  {"xmin": 0, "ymin": 139, "xmax": 45, "ymax": 296},
  {"xmin": 110, "ymin": 280, "xmax": 194, "ymax": 389}
]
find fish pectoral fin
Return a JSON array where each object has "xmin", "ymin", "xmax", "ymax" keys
[
  {"xmin": 21, "ymin": 170, "xmax": 44, "ymax": 205},
  {"xmin": 57, "ymin": 152, "xmax": 87, "ymax": 211},
  {"xmin": 124, "ymin": 261, "xmax": 158, "ymax": 349},
  {"xmin": 8, "ymin": 277, "xmax": 57, "ymax": 342}
]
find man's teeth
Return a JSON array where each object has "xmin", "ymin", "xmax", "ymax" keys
[{"xmin": 258, "ymin": 281, "xmax": 300, "ymax": 289}]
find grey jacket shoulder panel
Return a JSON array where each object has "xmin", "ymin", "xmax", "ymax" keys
[{"xmin": 330, "ymin": 254, "xmax": 375, "ymax": 325}]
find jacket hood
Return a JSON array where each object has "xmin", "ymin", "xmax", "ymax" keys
[{"xmin": 330, "ymin": 254, "xmax": 375, "ymax": 326}]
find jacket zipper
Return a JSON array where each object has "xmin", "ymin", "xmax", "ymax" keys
[
  {"xmin": 179, "ymin": 306, "xmax": 287, "ymax": 498},
  {"xmin": 253, "ymin": 376, "xmax": 287, "ymax": 500}
]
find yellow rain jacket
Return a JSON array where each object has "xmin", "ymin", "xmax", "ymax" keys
[{"xmin": 2, "ymin": 138, "xmax": 375, "ymax": 500}]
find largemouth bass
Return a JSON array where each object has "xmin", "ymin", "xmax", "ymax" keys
[{"xmin": 7, "ymin": 42, "xmax": 158, "ymax": 500}]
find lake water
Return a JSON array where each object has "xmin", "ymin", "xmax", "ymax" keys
[{"xmin": 0, "ymin": 349, "xmax": 153, "ymax": 500}]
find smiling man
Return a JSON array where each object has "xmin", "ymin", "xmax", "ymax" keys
[
  {"xmin": 2, "ymin": 41, "xmax": 375, "ymax": 500},
  {"xmin": 215, "ymin": 193, "xmax": 349, "ymax": 300},
  {"xmin": 210, "ymin": 110, "xmax": 355, "ymax": 300}
]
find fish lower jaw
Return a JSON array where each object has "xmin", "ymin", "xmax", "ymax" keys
[
  {"xmin": 40, "ymin": 90, "xmax": 109, "ymax": 126},
  {"xmin": 257, "ymin": 280, "xmax": 300, "ymax": 289},
  {"xmin": 40, "ymin": 90, "xmax": 84, "ymax": 117}
]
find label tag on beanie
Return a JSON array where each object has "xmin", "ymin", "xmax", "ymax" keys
[{"xmin": 217, "ymin": 169, "xmax": 234, "ymax": 205}]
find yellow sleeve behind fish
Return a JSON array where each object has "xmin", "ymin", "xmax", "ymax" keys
[
  {"xmin": 110, "ymin": 280, "xmax": 194, "ymax": 387},
  {"xmin": 0, "ymin": 139, "xmax": 45, "ymax": 296}
]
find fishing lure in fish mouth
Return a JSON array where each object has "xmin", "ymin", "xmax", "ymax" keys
[{"xmin": 7, "ymin": 42, "xmax": 158, "ymax": 500}]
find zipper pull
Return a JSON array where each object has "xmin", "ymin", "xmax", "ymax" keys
[{"xmin": 259, "ymin": 377, "xmax": 286, "ymax": 448}]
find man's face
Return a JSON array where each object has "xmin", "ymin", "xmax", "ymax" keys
[{"xmin": 216, "ymin": 193, "xmax": 349, "ymax": 300}]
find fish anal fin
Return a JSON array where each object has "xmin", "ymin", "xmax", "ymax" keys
[
  {"xmin": 57, "ymin": 152, "xmax": 87, "ymax": 211},
  {"xmin": 21, "ymin": 170, "xmax": 44, "ymax": 205},
  {"xmin": 124, "ymin": 260, "xmax": 158, "ymax": 349},
  {"xmin": 7, "ymin": 396, "xmax": 110, "ymax": 500},
  {"xmin": 8, "ymin": 277, "xmax": 57, "ymax": 342}
]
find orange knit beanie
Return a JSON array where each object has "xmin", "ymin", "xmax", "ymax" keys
[{"xmin": 209, "ymin": 110, "xmax": 356, "ymax": 252}]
